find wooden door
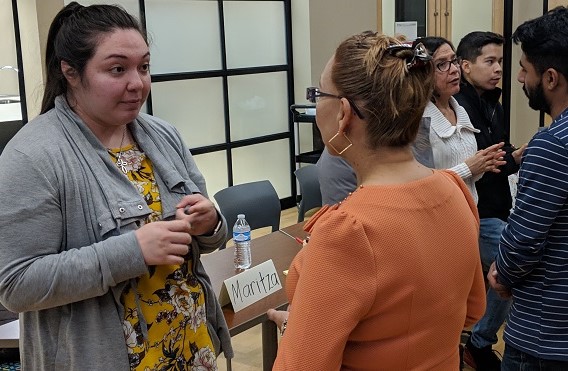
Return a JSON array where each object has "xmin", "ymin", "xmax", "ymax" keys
[{"xmin": 427, "ymin": 0, "xmax": 452, "ymax": 38}]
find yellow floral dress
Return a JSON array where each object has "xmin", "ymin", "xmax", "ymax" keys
[{"xmin": 108, "ymin": 144, "xmax": 218, "ymax": 371}]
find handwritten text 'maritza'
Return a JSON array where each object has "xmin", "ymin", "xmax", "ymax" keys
[{"xmin": 230, "ymin": 271, "xmax": 280, "ymax": 303}]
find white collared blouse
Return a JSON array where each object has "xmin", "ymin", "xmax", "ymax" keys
[{"xmin": 414, "ymin": 97, "xmax": 480, "ymax": 203}]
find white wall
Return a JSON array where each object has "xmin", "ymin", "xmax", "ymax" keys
[
  {"xmin": 509, "ymin": 0, "xmax": 543, "ymax": 146},
  {"xmin": 291, "ymin": 0, "xmax": 379, "ymax": 100},
  {"xmin": 451, "ymin": 0, "xmax": 493, "ymax": 45},
  {"xmin": 382, "ymin": 0, "xmax": 395, "ymax": 35},
  {"xmin": 308, "ymin": 0, "xmax": 378, "ymax": 88},
  {"xmin": 291, "ymin": 0, "xmax": 377, "ymax": 156},
  {"xmin": 291, "ymin": 0, "xmax": 311, "ymax": 104}
]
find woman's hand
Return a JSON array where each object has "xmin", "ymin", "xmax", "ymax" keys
[
  {"xmin": 465, "ymin": 142, "xmax": 507, "ymax": 177},
  {"xmin": 267, "ymin": 308, "xmax": 289, "ymax": 333},
  {"xmin": 135, "ymin": 220, "xmax": 192, "ymax": 265},
  {"xmin": 176, "ymin": 194, "xmax": 219, "ymax": 236}
]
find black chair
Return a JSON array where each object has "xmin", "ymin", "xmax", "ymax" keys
[
  {"xmin": 213, "ymin": 180, "xmax": 281, "ymax": 246},
  {"xmin": 0, "ymin": 120, "xmax": 22, "ymax": 155},
  {"xmin": 294, "ymin": 165, "xmax": 322, "ymax": 222}
]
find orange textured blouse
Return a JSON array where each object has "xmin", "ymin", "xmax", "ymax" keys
[{"xmin": 273, "ymin": 170, "xmax": 486, "ymax": 371}]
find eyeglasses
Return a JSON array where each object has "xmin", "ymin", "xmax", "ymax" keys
[
  {"xmin": 435, "ymin": 57, "xmax": 461, "ymax": 72},
  {"xmin": 305, "ymin": 87, "xmax": 365, "ymax": 119}
]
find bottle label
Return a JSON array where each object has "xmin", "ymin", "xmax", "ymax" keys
[{"xmin": 233, "ymin": 231, "xmax": 251, "ymax": 242}]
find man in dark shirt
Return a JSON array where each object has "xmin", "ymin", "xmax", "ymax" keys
[{"xmin": 454, "ymin": 31, "xmax": 525, "ymax": 371}]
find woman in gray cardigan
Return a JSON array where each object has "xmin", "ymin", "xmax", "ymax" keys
[{"xmin": 0, "ymin": 2, "xmax": 232, "ymax": 370}]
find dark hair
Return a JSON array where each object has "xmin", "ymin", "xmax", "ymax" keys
[
  {"xmin": 512, "ymin": 6, "xmax": 568, "ymax": 78},
  {"xmin": 456, "ymin": 31, "xmax": 504, "ymax": 62},
  {"xmin": 41, "ymin": 2, "xmax": 147, "ymax": 114},
  {"xmin": 419, "ymin": 36, "xmax": 455, "ymax": 56},
  {"xmin": 332, "ymin": 31, "xmax": 433, "ymax": 148},
  {"xmin": 418, "ymin": 36, "xmax": 455, "ymax": 101}
]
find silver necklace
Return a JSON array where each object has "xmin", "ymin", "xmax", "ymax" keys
[{"xmin": 115, "ymin": 128, "xmax": 129, "ymax": 174}]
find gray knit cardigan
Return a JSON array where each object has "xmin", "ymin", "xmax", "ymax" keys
[{"xmin": 0, "ymin": 96, "xmax": 233, "ymax": 370}]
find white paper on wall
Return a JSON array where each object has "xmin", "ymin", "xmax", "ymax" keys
[{"xmin": 395, "ymin": 21, "xmax": 418, "ymax": 41}]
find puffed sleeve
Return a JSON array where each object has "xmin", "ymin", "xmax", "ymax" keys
[{"xmin": 273, "ymin": 210, "xmax": 376, "ymax": 370}]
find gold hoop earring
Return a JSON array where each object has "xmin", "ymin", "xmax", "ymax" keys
[{"xmin": 328, "ymin": 132, "xmax": 353, "ymax": 155}]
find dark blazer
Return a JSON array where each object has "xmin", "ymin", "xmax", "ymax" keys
[{"xmin": 454, "ymin": 79, "xmax": 520, "ymax": 221}]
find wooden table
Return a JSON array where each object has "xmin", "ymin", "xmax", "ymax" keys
[{"xmin": 201, "ymin": 222, "xmax": 307, "ymax": 371}]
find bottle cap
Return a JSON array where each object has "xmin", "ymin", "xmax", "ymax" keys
[{"xmin": 237, "ymin": 214, "xmax": 245, "ymax": 219}]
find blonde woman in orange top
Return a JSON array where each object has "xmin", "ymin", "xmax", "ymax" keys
[{"xmin": 268, "ymin": 31, "xmax": 487, "ymax": 370}]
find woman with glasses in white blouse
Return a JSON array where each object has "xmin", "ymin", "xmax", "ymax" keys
[{"xmin": 413, "ymin": 37, "xmax": 506, "ymax": 203}]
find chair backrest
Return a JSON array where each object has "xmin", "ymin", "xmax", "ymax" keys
[
  {"xmin": 214, "ymin": 180, "xmax": 281, "ymax": 245},
  {"xmin": 294, "ymin": 165, "xmax": 323, "ymax": 222}
]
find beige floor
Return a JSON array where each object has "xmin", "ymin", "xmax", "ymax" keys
[
  {"xmin": 217, "ymin": 325, "xmax": 263, "ymax": 371},
  {"xmin": 215, "ymin": 207, "xmax": 506, "ymax": 370}
]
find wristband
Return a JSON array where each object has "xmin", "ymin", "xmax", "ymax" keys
[
  {"xmin": 212, "ymin": 217, "xmax": 223, "ymax": 235},
  {"xmin": 202, "ymin": 213, "xmax": 222, "ymax": 236}
]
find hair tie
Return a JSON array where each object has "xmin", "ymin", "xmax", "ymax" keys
[{"xmin": 386, "ymin": 42, "xmax": 431, "ymax": 69}]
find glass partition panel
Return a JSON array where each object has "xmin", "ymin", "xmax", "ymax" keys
[
  {"xmin": 232, "ymin": 139, "xmax": 291, "ymax": 199},
  {"xmin": 224, "ymin": 1, "xmax": 287, "ymax": 69},
  {"xmin": 228, "ymin": 72, "xmax": 288, "ymax": 141},
  {"xmin": 145, "ymin": 0, "xmax": 222, "ymax": 73},
  {"xmin": 0, "ymin": 0, "xmax": 18, "ymax": 99},
  {"xmin": 0, "ymin": 0, "xmax": 22, "ymax": 124},
  {"xmin": 151, "ymin": 78, "xmax": 225, "ymax": 148},
  {"xmin": 193, "ymin": 150, "xmax": 228, "ymax": 203}
]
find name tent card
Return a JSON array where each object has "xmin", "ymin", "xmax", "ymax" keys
[{"xmin": 219, "ymin": 259, "xmax": 282, "ymax": 312}]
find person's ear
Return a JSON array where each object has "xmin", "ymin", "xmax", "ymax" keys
[
  {"xmin": 461, "ymin": 59, "xmax": 471, "ymax": 75},
  {"xmin": 543, "ymin": 68, "xmax": 559, "ymax": 91},
  {"xmin": 61, "ymin": 60, "xmax": 79, "ymax": 86},
  {"xmin": 337, "ymin": 98, "xmax": 354, "ymax": 133},
  {"xmin": 339, "ymin": 96, "xmax": 360, "ymax": 120}
]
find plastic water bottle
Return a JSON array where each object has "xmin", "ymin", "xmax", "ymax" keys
[{"xmin": 233, "ymin": 214, "xmax": 252, "ymax": 269}]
